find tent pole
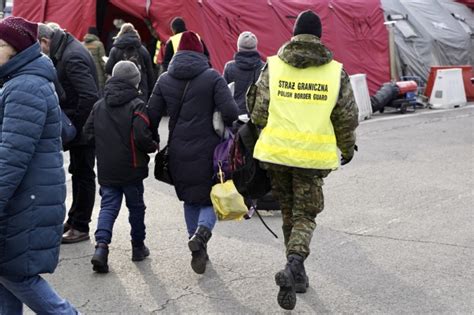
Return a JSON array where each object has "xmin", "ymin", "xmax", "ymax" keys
[{"xmin": 387, "ymin": 23, "xmax": 399, "ymax": 82}]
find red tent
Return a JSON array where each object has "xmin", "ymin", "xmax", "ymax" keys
[
  {"xmin": 456, "ymin": 0, "xmax": 474, "ymax": 8},
  {"xmin": 13, "ymin": 0, "xmax": 389, "ymax": 94}
]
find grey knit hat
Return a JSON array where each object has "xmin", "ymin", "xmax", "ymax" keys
[
  {"xmin": 112, "ymin": 60, "xmax": 141, "ymax": 88},
  {"xmin": 237, "ymin": 31, "xmax": 258, "ymax": 52}
]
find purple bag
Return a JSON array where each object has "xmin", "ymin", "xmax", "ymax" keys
[{"xmin": 213, "ymin": 131, "xmax": 234, "ymax": 181}]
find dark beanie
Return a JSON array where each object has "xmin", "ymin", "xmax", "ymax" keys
[
  {"xmin": 177, "ymin": 31, "xmax": 203, "ymax": 53},
  {"xmin": 87, "ymin": 26, "xmax": 99, "ymax": 36},
  {"xmin": 0, "ymin": 17, "xmax": 38, "ymax": 53},
  {"xmin": 293, "ymin": 10, "xmax": 322, "ymax": 38}
]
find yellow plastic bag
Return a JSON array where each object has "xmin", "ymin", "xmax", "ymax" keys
[{"xmin": 211, "ymin": 165, "xmax": 248, "ymax": 221}]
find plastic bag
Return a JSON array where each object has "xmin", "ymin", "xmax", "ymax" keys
[{"xmin": 210, "ymin": 165, "xmax": 248, "ymax": 221}]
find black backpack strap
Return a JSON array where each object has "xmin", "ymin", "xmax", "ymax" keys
[{"xmin": 167, "ymin": 80, "xmax": 191, "ymax": 145}]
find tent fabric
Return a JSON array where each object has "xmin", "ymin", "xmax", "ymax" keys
[
  {"xmin": 13, "ymin": 0, "xmax": 96, "ymax": 40},
  {"xmin": 455, "ymin": 0, "xmax": 474, "ymax": 8},
  {"xmin": 440, "ymin": 0, "xmax": 474, "ymax": 66},
  {"xmin": 146, "ymin": 0, "xmax": 390, "ymax": 94},
  {"xmin": 381, "ymin": 0, "xmax": 473, "ymax": 82},
  {"xmin": 14, "ymin": 0, "xmax": 389, "ymax": 95},
  {"xmin": 440, "ymin": 0, "xmax": 474, "ymax": 31}
]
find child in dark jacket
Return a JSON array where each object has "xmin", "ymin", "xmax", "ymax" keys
[{"xmin": 83, "ymin": 60, "xmax": 157, "ymax": 273}]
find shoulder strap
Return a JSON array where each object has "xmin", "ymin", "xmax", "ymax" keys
[{"xmin": 167, "ymin": 80, "xmax": 190, "ymax": 144}]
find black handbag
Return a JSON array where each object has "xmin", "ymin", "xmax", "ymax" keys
[
  {"xmin": 60, "ymin": 109, "xmax": 77, "ymax": 145},
  {"xmin": 154, "ymin": 81, "xmax": 190, "ymax": 185}
]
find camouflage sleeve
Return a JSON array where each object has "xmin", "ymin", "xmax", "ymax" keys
[
  {"xmin": 248, "ymin": 63, "xmax": 270, "ymax": 128},
  {"xmin": 331, "ymin": 69, "xmax": 359, "ymax": 158}
]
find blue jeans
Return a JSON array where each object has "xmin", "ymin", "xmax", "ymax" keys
[
  {"xmin": 183, "ymin": 203, "xmax": 217, "ymax": 237},
  {"xmin": 95, "ymin": 182, "xmax": 146, "ymax": 245},
  {"xmin": 0, "ymin": 275, "xmax": 77, "ymax": 315}
]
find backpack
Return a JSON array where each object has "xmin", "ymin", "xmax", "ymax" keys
[
  {"xmin": 213, "ymin": 130, "xmax": 234, "ymax": 181},
  {"xmin": 230, "ymin": 121, "xmax": 271, "ymax": 200},
  {"xmin": 120, "ymin": 45, "xmax": 144, "ymax": 71}
]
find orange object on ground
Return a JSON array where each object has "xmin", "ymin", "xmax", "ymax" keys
[
  {"xmin": 395, "ymin": 80, "xmax": 418, "ymax": 94},
  {"xmin": 425, "ymin": 66, "xmax": 474, "ymax": 101}
]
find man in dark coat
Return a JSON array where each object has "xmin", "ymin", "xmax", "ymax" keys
[
  {"xmin": 38, "ymin": 23, "xmax": 99, "ymax": 244},
  {"xmin": 0, "ymin": 17, "xmax": 78, "ymax": 314},
  {"xmin": 224, "ymin": 31, "xmax": 264, "ymax": 115},
  {"xmin": 105, "ymin": 23, "xmax": 156, "ymax": 102},
  {"xmin": 148, "ymin": 31, "xmax": 238, "ymax": 275}
]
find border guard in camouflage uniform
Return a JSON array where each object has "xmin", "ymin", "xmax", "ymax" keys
[{"xmin": 248, "ymin": 10, "xmax": 359, "ymax": 310}]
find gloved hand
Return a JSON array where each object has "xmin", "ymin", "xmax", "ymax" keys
[{"xmin": 341, "ymin": 145, "xmax": 358, "ymax": 165}]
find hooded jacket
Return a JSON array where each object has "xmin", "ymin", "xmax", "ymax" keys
[
  {"xmin": 106, "ymin": 32, "xmax": 156, "ymax": 102},
  {"xmin": 224, "ymin": 51, "xmax": 264, "ymax": 115},
  {"xmin": 148, "ymin": 51, "xmax": 238, "ymax": 205},
  {"xmin": 0, "ymin": 43, "xmax": 66, "ymax": 276},
  {"xmin": 83, "ymin": 33, "xmax": 107, "ymax": 90},
  {"xmin": 249, "ymin": 34, "xmax": 359, "ymax": 175},
  {"xmin": 83, "ymin": 77, "xmax": 156, "ymax": 186}
]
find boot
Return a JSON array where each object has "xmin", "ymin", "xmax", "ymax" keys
[
  {"xmin": 295, "ymin": 260, "xmax": 309, "ymax": 294},
  {"xmin": 188, "ymin": 226, "xmax": 212, "ymax": 274},
  {"xmin": 275, "ymin": 254, "xmax": 305, "ymax": 310},
  {"xmin": 91, "ymin": 243, "xmax": 109, "ymax": 273},
  {"xmin": 131, "ymin": 241, "xmax": 150, "ymax": 262}
]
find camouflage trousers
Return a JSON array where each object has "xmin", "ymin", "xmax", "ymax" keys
[{"xmin": 269, "ymin": 166, "xmax": 325, "ymax": 259}]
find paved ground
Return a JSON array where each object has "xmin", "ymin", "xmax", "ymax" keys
[{"xmin": 31, "ymin": 105, "xmax": 474, "ymax": 314}]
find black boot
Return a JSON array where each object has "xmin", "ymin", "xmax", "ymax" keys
[
  {"xmin": 188, "ymin": 226, "xmax": 212, "ymax": 274},
  {"xmin": 131, "ymin": 241, "xmax": 150, "ymax": 262},
  {"xmin": 275, "ymin": 254, "xmax": 305, "ymax": 310},
  {"xmin": 295, "ymin": 260, "xmax": 309, "ymax": 294},
  {"xmin": 91, "ymin": 243, "xmax": 109, "ymax": 273}
]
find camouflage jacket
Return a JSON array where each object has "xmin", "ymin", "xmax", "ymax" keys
[{"xmin": 248, "ymin": 34, "xmax": 359, "ymax": 175}]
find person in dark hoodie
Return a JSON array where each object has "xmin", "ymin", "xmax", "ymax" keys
[
  {"xmin": 148, "ymin": 31, "xmax": 238, "ymax": 274},
  {"xmin": 105, "ymin": 23, "xmax": 155, "ymax": 102},
  {"xmin": 224, "ymin": 31, "xmax": 264, "ymax": 115},
  {"xmin": 38, "ymin": 23, "xmax": 99, "ymax": 244},
  {"xmin": 249, "ymin": 10, "xmax": 359, "ymax": 310},
  {"xmin": 0, "ymin": 17, "xmax": 78, "ymax": 314},
  {"xmin": 83, "ymin": 60, "xmax": 157, "ymax": 273}
]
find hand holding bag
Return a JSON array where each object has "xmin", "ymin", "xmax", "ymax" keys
[
  {"xmin": 210, "ymin": 164, "xmax": 248, "ymax": 221},
  {"xmin": 154, "ymin": 145, "xmax": 173, "ymax": 184},
  {"xmin": 154, "ymin": 81, "xmax": 190, "ymax": 185}
]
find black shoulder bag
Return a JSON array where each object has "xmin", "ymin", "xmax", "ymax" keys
[{"xmin": 154, "ymin": 81, "xmax": 190, "ymax": 185}]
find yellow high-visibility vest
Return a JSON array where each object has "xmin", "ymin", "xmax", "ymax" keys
[
  {"xmin": 170, "ymin": 32, "xmax": 201, "ymax": 55},
  {"xmin": 253, "ymin": 56, "xmax": 342, "ymax": 170},
  {"xmin": 154, "ymin": 39, "xmax": 162, "ymax": 64}
]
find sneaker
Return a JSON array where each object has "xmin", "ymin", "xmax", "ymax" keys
[{"xmin": 91, "ymin": 243, "xmax": 109, "ymax": 273}]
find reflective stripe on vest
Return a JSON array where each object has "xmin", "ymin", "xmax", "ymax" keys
[
  {"xmin": 253, "ymin": 56, "xmax": 342, "ymax": 169},
  {"xmin": 170, "ymin": 32, "xmax": 202, "ymax": 55}
]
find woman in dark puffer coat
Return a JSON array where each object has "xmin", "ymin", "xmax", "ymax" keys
[
  {"xmin": 0, "ymin": 17, "xmax": 77, "ymax": 314},
  {"xmin": 148, "ymin": 31, "xmax": 238, "ymax": 274}
]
